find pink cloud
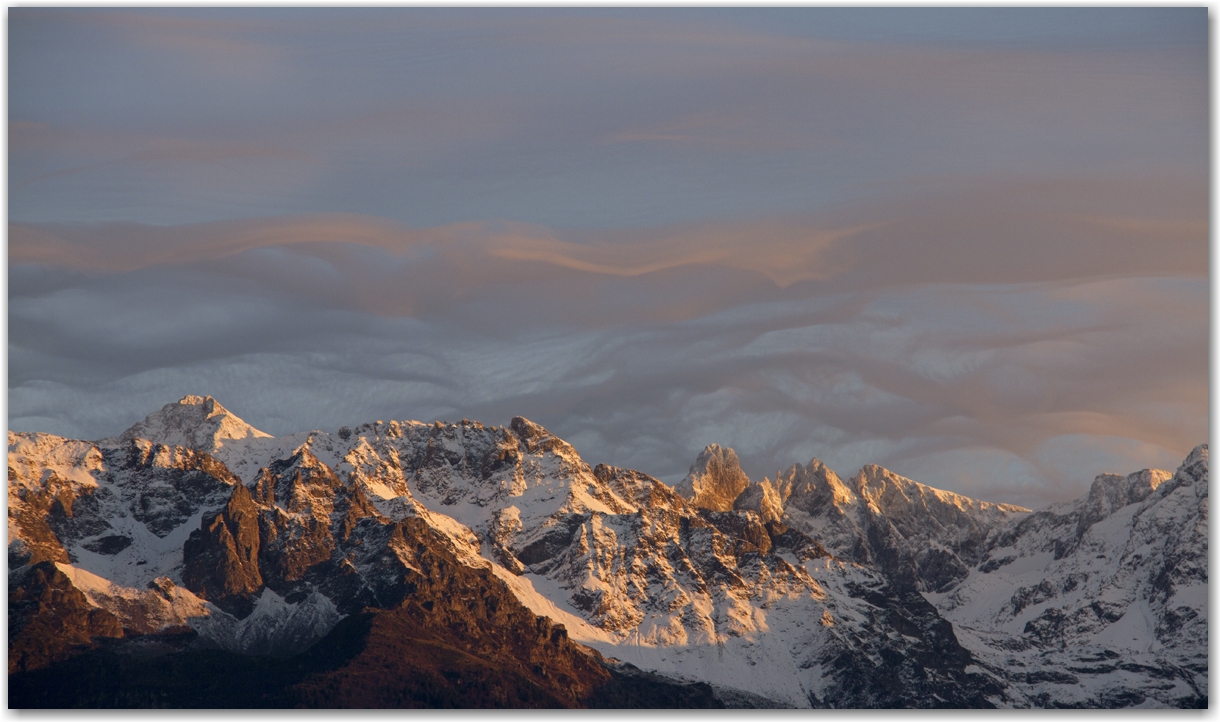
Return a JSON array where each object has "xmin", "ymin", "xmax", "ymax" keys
[{"xmin": 11, "ymin": 172, "xmax": 1205, "ymax": 313}]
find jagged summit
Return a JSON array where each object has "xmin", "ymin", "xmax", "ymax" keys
[
  {"xmin": 772, "ymin": 457, "xmax": 857, "ymax": 512},
  {"xmin": 712, "ymin": 451, "xmax": 1032, "ymax": 592},
  {"xmin": 1074, "ymin": 467, "xmax": 1172, "ymax": 537},
  {"xmin": 674, "ymin": 443, "xmax": 750, "ymax": 511},
  {"xmin": 509, "ymin": 416, "xmax": 580, "ymax": 458},
  {"xmin": 854, "ymin": 464, "xmax": 1030, "ymax": 515},
  {"xmin": 103, "ymin": 395, "xmax": 272, "ymax": 453}
]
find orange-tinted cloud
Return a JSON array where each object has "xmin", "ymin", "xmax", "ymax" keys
[
  {"xmin": 484, "ymin": 220, "xmax": 877, "ymax": 287},
  {"xmin": 9, "ymin": 214, "xmax": 457, "ymax": 272},
  {"xmin": 12, "ymin": 172, "xmax": 1205, "ymax": 296}
]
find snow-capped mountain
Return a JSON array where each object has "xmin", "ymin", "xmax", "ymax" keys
[
  {"xmin": 7, "ymin": 396, "xmax": 1207, "ymax": 708},
  {"xmin": 101, "ymin": 395, "xmax": 272, "ymax": 454},
  {"xmin": 736, "ymin": 457, "xmax": 1030, "ymax": 593},
  {"xmin": 932, "ymin": 447, "xmax": 1208, "ymax": 707}
]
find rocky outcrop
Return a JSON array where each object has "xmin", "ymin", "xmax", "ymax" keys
[
  {"xmin": 107, "ymin": 441, "xmax": 239, "ymax": 537},
  {"xmin": 1071, "ymin": 468, "xmax": 1172, "ymax": 548},
  {"xmin": 675, "ymin": 444, "xmax": 750, "ymax": 512},
  {"xmin": 810, "ymin": 583, "xmax": 1003, "ymax": 708},
  {"xmin": 682, "ymin": 449, "xmax": 1030, "ymax": 595},
  {"xmin": 594, "ymin": 464, "xmax": 688, "ymax": 512},
  {"xmin": 8, "ymin": 433, "xmax": 106, "ymax": 566},
  {"xmin": 9, "ymin": 562, "xmax": 124, "ymax": 673},
  {"xmin": 289, "ymin": 514, "xmax": 620, "ymax": 708},
  {"xmin": 181, "ymin": 483, "xmax": 265, "ymax": 617},
  {"xmin": 733, "ymin": 479, "xmax": 784, "ymax": 523}
]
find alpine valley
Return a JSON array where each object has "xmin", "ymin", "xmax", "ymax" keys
[{"xmin": 7, "ymin": 396, "xmax": 1208, "ymax": 708}]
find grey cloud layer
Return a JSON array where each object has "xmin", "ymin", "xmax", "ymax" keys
[
  {"xmin": 10, "ymin": 10, "xmax": 1206, "ymax": 227},
  {"xmin": 9, "ymin": 175, "xmax": 1207, "ymax": 508},
  {"xmin": 9, "ymin": 269, "xmax": 1204, "ymax": 510},
  {"xmin": 9, "ymin": 9, "xmax": 1207, "ymax": 509},
  {"xmin": 11, "ymin": 173, "xmax": 1206, "ymax": 297}
]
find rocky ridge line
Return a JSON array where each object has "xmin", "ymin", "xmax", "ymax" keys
[{"xmin": 7, "ymin": 395, "xmax": 1207, "ymax": 708}]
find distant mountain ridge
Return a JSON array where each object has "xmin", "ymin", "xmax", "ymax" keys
[
  {"xmin": 8, "ymin": 396, "xmax": 1207, "ymax": 708},
  {"xmin": 101, "ymin": 395, "xmax": 272, "ymax": 453}
]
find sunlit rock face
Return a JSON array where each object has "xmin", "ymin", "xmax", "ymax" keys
[
  {"xmin": 675, "ymin": 444, "xmax": 751, "ymax": 512},
  {"xmin": 732, "ymin": 455, "xmax": 1031, "ymax": 594},
  {"xmin": 6, "ymin": 398, "xmax": 1208, "ymax": 709}
]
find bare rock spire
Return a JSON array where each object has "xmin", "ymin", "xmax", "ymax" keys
[{"xmin": 674, "ymin": 444, "xmax": 750, "ymax": 512}]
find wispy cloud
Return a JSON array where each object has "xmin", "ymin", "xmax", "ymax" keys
[
  {"xmin": 9, "ymin": 270, "xmax": 1204, "ymax": 509},
  {"xmin": 12, "ymin": 172, "xmax": 1204, "ymax": 291},
  {"xmin": 9, "ymin": 172, "xmax": 1207, "ymax": 507},
  {"xmin": 484, "ymin": 220, "xmax": 877, "ymax": 287}
]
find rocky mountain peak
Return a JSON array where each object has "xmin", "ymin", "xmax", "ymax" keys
[
  {"xmin": 1086, "ymin": 468, "xmax": 1170, "ymax": 508},
  {"xmin": 107, "ymin": 395, "xmax": 272, "ymax": 454},
  {"xmin": 593, "ymin": 464, "xmax": 686, "ymax": 512},
  {"xmin": 779, "ymin": 458, "xmax": 857, "ymax": 515},
  {"xmin": 509, "ymin": 416, "xmax": 577, "ymax": 458},
  {"xmin": 675, "ymin": 444, "xmax": 750, "ymax": 512},
  {"xmin": 854, "ymin": 464, "xmax": 900, "ymax": 499},
  {"xmin": 1183, "ymin": 443, "xmax": 1208, "ymax": 469},
  {"xmin": 733, "ymin": 478, "xmax": 785, "ymax": 523},
  {"xmin": 254, "ymin": 446, "xmax": 345, "ymax": 515},
  {"xmin": 181, "ymin": 480, "xmax": 264, "ymax": 617},
  {"xmin": 852, "ymin": 464, "xmax": 1029, "ymax": 517},
  {"xmin": 1073, "ymin": 467, "xmax": 1173, "ymax": 538}
]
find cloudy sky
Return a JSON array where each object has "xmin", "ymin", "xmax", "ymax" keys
[{"xmin": 9, "ymin": 8, "xmax": 1208, "ymax": 508}]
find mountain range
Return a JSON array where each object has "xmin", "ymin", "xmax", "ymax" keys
[{"xmin": 7, "ymin": 396, "xmax": 1208, "ymax": 708}]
